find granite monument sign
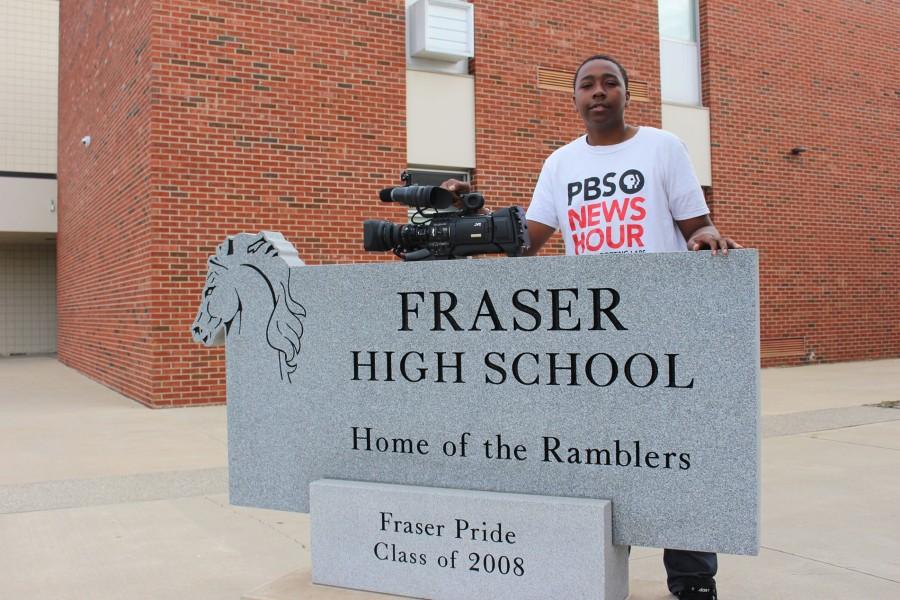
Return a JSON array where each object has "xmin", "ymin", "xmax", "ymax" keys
[{"xmin": 192, "ymin": 231, "xmax": 759, "ymax": 595}]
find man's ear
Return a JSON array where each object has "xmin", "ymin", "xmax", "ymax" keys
[{"xmin": 624, "ymin": 89, "xmax": 631, "ymax": 108}]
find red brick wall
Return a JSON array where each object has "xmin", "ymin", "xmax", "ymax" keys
[
  {"xmin": 147, "ymin": 1, "xmax": 406, "ymax": 406},
  {"xmin": 58, "ymin": 0, "xmax": 156, "ymax": 404},
  {"xmin": 60, "ymin": 0, "xmax": 407, "ymax": 406},
  {"xmin": 700, "ymin": 0, "xmax": 900, "ymax": 365}
]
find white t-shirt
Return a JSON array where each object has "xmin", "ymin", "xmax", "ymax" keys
[{"xmin": 526, "ymin": 126, "xmax": 709, "ymax": 255}]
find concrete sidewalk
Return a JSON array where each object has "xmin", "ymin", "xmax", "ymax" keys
[{"xmin": 1, "ymin": 356, "xmax": 898, "ymax": 599}]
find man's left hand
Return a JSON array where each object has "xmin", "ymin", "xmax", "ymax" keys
[
  {"xmin": 676, "ymin": 215, "xmax": 743, "ymax": 256},
  {"xmin": 688, "ymin": 231, "xmax": 742, "ymax": 256}
]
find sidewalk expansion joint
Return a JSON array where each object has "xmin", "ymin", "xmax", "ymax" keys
[
  {"xmin": 0, "ymin": 468, "xmax": 228, "ymax": 514},
  {"xmin": 803, "ymin": 435, "xmax": 900, "ymax": 453},
  {"xmin": 763, "ymin": 406, "xmax": 900, "ymax": 438},
  {"xmin": 761, "ymin": 546, "xmax": 900, "ymax": 585}
]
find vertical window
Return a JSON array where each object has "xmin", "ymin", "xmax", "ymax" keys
[{"xmin": 658, "ymin": 0, "xmax": 701, "ymax": 105}]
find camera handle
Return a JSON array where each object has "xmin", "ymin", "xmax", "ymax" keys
[{"xmin": 403, "ymin": 249, "xmax": 434, "ymax": 261}]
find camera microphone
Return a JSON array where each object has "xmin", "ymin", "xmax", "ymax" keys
[{"xmin": 377, "ymin": 185, "xmax": 455, "ymax": 210}]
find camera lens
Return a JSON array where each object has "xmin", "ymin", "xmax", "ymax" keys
[{"xmin": 363, "ymin": 220, "xmax": 402, "ymax": 251}]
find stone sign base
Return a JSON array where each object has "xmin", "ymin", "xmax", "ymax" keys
[{"xmin": 310, "ymin": 480, "xmax": 629, "ymax": 600}]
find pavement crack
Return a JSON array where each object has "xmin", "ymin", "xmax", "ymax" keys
[
  {"xmin": 761, "ymin": 546, "xmax": 900, "ymax": 584},
  {"xmin": 201, "ymin": 495, "xmax": 308, "ymax": 549},
  {"xmin": 804, "ymin": 435, "xmax": 900, "ymax": 452}
]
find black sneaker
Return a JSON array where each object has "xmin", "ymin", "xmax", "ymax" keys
[{"xmin": 673, "ymin": 576, "xmax": 717, "ymax": 600}]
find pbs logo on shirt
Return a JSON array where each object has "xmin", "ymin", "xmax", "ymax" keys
[
  {"xmin": 567, "ymin": 168, "xmax": 646, "ymax": 205},
  {"xmin": 619, "ymin": 169, "xmax": 644, "ymax": 194}
]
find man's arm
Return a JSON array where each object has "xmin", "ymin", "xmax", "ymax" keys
[
  {"xmin": 676, "ymin": 215, "xmax": 743, "ymax": 256},
  {"xmin": 523, "ymin": 220, "xmax": 556, "ymax": 256}
]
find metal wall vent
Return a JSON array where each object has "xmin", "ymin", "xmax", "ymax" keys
[
  {"xmin": 537, "ymin": 68, "xmax": 650, "ymax": 102},
  {"xmin": 629, "ymin": 80, "xmax": 650, "ymax": 102},
  {"xmin": 760, "ymin": 337, "xmax": 807, "ymax": 360}
]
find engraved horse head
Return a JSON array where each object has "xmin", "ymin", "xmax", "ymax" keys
[{"xmin": 192, "ymin": 232, "xmax": 306, "ymax": 382}]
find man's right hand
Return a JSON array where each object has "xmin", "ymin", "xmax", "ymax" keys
[{"xmin": 440, "ymin": 178, "xmax": 471, "ymax": 195}]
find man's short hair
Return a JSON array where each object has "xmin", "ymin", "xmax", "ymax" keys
[{"xmin": 573, "ymin": 55, "xmax": 629, "ymax": 91}]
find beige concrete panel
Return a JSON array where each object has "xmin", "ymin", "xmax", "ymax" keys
[
  {"xmin": 0, "ymin": 495, "xmax": 310, "ymax": 600},
  {"xmin": 763, "ymin": 429, "xmax": 900, "ymax": 581},
  {"xmin": 406, "ymin": 70, "xmax": 475, "ymax": 169},
  {"xmin": 0, "ymin": 177, "xmax": 57, "ymax": 232},
  {"xmin": 761, "ymin": 359, "xmax": 900, "ymax": 415},
  {"xmin": 0, "ymin": 0, "xmax": 58, "ymax": 173},
  {"xmin": 661, "ymin": 103, "xmax": 712, "ymax": 186}
]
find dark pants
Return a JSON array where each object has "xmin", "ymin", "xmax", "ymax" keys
[{"xmin": 663, "ymin": 549, "xmax": 718, "ymax": 593}]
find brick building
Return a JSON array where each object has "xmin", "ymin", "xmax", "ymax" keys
[{"xmin": 49, "ymin": 0, "xmax": 898, "ymax": 407}]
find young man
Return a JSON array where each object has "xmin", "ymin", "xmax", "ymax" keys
[{"xmin": 444, "ymin": 55, "xmax": 739, "ymax": 600}]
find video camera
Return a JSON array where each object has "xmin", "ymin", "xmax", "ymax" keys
[{"xmin": 363, "ymin": 175, "xmax": 530, "ymax": 261}]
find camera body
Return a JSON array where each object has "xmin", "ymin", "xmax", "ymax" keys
[{"xmin": 363, "ymin": 184, "xmax": 529, "ymax": 261}]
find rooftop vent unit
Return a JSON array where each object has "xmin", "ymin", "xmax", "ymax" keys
[{"xmin": 409, "ymin": 0, "xmax": 475, "ymax": 62}]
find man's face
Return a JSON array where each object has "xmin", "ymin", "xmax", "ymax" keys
[{"xmin": 573, "ymin": 59, "xmax": 630, "ymax": 129}]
